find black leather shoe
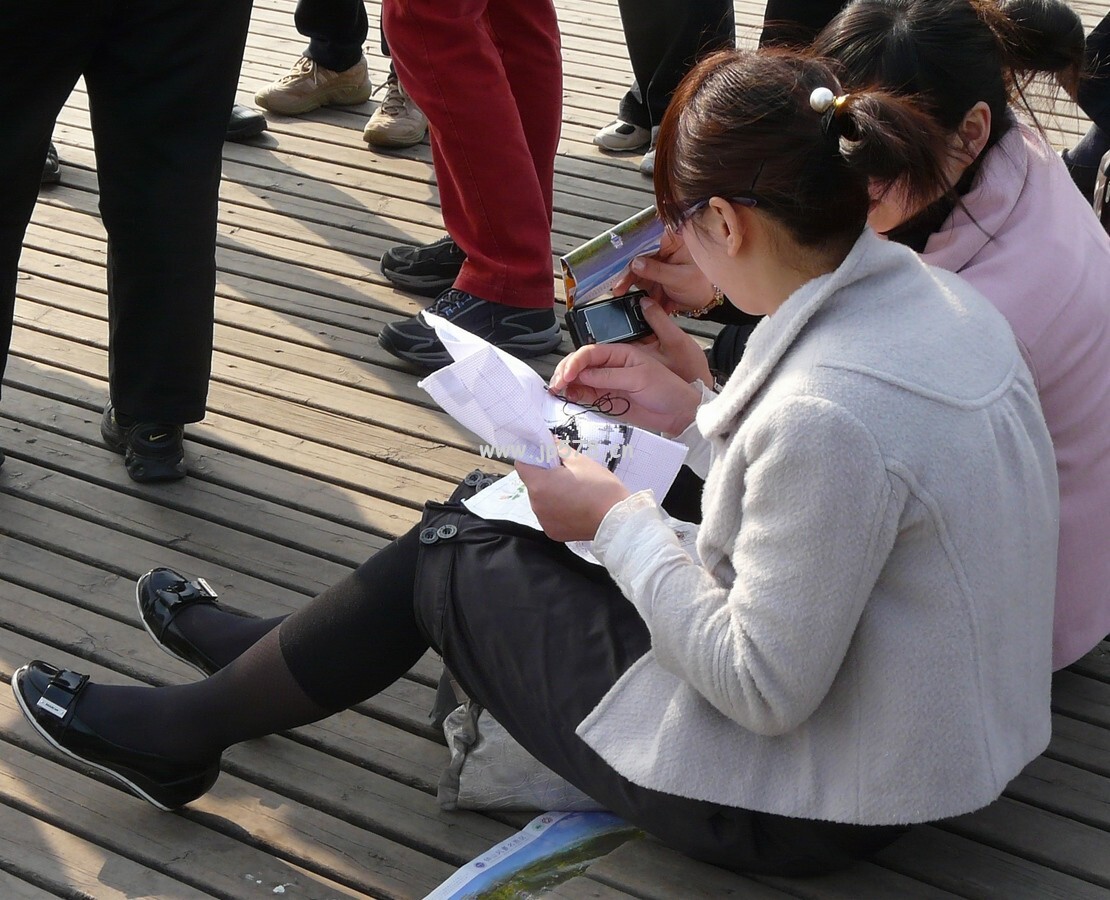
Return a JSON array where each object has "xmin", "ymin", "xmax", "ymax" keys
[
  {"xmin": 226, "ymin": 105, "xmax": 267, "ymax": 143},
  {"xmin": 137, "ymin": 568, "xmax": 225, "ymax": 676},
  {"xmin": 11, "ymin": 661, "xmax": 220, "ymax": 810},
  {"xmin": 42, "ymin": 142, "xmax": 61, "ymax": 185},
  {"xmin": 101, "ymin": 402, "xmax": 187, "ymax": 483}
]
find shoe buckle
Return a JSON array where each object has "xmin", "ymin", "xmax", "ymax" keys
[{"xmin": 36, "ymin": 669, "xmax": 88, "ymax": 720}]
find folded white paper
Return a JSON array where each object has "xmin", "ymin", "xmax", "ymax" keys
[{"xmin": 417, "ymin": 313, "xmax": 689, "ymax": 560}]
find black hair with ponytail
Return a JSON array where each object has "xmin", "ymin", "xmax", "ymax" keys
[
  {"xmin": 812, "ymin": 0, "xmax": 1085, "ymax": 149},
  {"xmin": 654, "ymin": 49, "xmax": 951, "ymax": 253}
]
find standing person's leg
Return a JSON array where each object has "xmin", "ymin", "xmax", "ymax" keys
[
  {"xmin": 296, "ymin": 0, "xmax": 367, "ymax": 71},
  {"xmin": 0, "ymin": 2, "xmax": 103, "ymax": 470},
  {"xmin": 378, "ymin": 0, "xmax": 561, "ymax": 369},
  {"xmin": 84, "ymin": 0, "xmax": 253, "ymax": 481},
  {"xmin": 485, "ymin": 0, "xmax": 563, "ymax": 229},
  {"xmin": 759, "ymin": 0, "xmax": 846, "ymax": 48},
  {"xmin": 595, "ymin": 0, "xmax": 734, "ymax": 163},
  {"xmin": 1066, "ymin": 12, "xmax": 1110, "ymax": 201},
  {"xmin": 363, "ymin": 17, "xmax": 429, "ymax": 148},
  {"xmin": 627, "ymin": 0, "xmax": 734, "ymax": 128},
  {"xmin": 255, "ymin": 0, "xmax": 372, "ymax": 114}
]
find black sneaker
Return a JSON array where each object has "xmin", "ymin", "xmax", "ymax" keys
[
  {"xmin": 380, "ymin": 235, "xmax": 466, "ymax": 297},
  {"xmin": 41, "ymin": 142, "xmax": 61, "ymax": 185},
  {"xmin": 101, "ymin": 403, "xmax": 187, "ymax": 483},
  {"xmin": 378, "ymin": 288, "xmax": 561, "ymax": 370}
]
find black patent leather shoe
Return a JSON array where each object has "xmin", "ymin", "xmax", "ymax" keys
[
  {"xmin": 137, "ymin": 568, "xmax": 225, "ymax": 677},
  {"xmin": 226, "ymin": 104, "xmax": 267, "ymax": 143},
  {"xmin": 11, "ymin": 661, "xmax": 220, "ymax": 810}
]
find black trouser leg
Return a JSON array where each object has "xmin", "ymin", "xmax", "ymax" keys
[
  {"xmin": 296, "ymin": 0, "xmax": 369, "ymax": 72},
  {"xmin": 615, "ymin": 0, "xmax": 735, "ymax": 129},
  {"xmin": 759, "ymin": 0, "xmax": 846, "ymax": 48},
  {"xmin": 84, "ymin": 0, "xmax": 253, "ymax": 423},
  {"xmin": 0, "ymin": 2, "xmax": 97, "ymax": 399},
  {"xmin": 1079, "ymin": 12, "xmax": 1110, "ymax": 135}
]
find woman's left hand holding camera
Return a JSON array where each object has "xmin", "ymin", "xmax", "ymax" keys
[
  {"xmin": 549, "ymin": 342, "xmax": 702, "ymax": 436},
  {"xmin": 516, "ymin": 448, "xmax": 630, "ymax": 542}
]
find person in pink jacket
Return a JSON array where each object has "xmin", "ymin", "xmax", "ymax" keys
[{"xmin": 626, "ymin": 0, "xmax": 1110, "ymax": 669}]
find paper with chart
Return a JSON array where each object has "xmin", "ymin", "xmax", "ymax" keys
[{"xmin": 417, "ymin": 313, "xmax": 688, "ymax": 549}]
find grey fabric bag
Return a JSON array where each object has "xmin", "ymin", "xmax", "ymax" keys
[{"xmin": 438, "ymin": 701, "xmax": 605, "ymax": 812}]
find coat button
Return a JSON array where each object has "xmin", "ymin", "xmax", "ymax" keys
[
  {"xmin": 419, "ymin": 527, "xmax": 440, "ymax": 545},
  {"xmin": 437, "ymin": 524, "xmax": 458, "ymax": 539}
]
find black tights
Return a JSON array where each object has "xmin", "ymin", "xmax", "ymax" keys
[{"xmin": 80, "ymin": 526, "xmax": 427, "ymax": 763}]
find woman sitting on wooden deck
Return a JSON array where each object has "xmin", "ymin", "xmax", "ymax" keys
[{"xmin": 12, "ymin": 48, "xmax": 1060, "ymax": 876}]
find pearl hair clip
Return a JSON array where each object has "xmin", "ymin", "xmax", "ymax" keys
[{"xmin": 810, "ymin": 86, "xmax": 851, "ymax": 114}]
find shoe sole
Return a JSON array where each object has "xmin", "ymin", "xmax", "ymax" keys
[
  {"xmin": 593, "ymin": 136, "xmax": 651, "ymax": 152},
  {"xmin": 255, "ymin": 84, "xmax": 372, "ymax": 116},
  {"xmin": 124, "ymin": 455, "xmax": 188, "ymax": 483},
  {"xmin": 362, "ymin": 127, "xmax": 428, "ymax": 149},
  {"xmin": 135, "ymin": 574, "xmax": 213, "ymax": 678},
  {"xmin": 380, "ymin": 267, "xmax": 458, "ymax": 298},
  {"xmin": 226, "ymin": 120, "xmax": 268, "ymax": 142},
  {"xmin": 378, "ymin": 323, "xmax": 562, "ymax": 371},
  {"xmin": 11, "ymin": 665, "xmax": 176, "ymax": 811}
]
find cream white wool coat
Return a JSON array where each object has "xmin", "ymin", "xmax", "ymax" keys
[{"xmin": 585, "ymin": 228, "xmax": 1059, "ymax": 825}]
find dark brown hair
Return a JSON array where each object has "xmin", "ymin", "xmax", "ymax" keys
[
  {"xmin": 812, "ymin": 0, "xmax": 1085, "ymax": 149},
  {"xmin": 654, "ymin": 49, "xmax": 950, "ymax": 251}
]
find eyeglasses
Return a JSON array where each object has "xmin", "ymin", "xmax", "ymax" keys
[
  {"xmin": 675, "ymin": 195, "xmax": 758, "ymax": 232},
  {"xmin": 675, "ymin": 160, "xmax": 765, "ymax": 232}
]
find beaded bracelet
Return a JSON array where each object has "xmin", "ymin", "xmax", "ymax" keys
[{"xmin": 679, "ymin": 284, "xmax": 725, "ymax": 318}]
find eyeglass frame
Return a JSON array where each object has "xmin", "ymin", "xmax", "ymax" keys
[
  {"xmin": 675, "ymin": 195, "xmax": 758, "ymax": 232},
  {"xmin": 674, "ymin": 159, "xmax": 766, "ymax": 232}
]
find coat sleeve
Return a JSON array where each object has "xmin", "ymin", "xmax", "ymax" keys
[{"xmin": 593, "ymin": 396, "xmax": 900, "ymax": 736}]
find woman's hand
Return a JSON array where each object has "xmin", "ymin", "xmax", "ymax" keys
[
  {"xmin": 633, "ymin": 299, "xmax": 714, "ymax": 386},
  {"xmin": 612, "ymin": 231, "xmax": 716, "ymax": 315},
  {"xmin": 550, "ymin": 341, "xmax": 702, "ymax": 436},
  {"xmin": 516, "ymin": 448, "xmax": 630, "ymax": 542}
]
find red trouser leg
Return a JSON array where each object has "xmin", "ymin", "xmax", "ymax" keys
[{"xmin": 383, "ymin": 0, "xmax": 561, "ymax": 309}]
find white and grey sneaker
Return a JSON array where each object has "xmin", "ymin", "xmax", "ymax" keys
[{"xmin": 593, "ymin": 119, "xmax": 651, "ymax": 151}]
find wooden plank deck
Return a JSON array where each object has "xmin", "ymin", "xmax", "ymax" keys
[{"xmin": 2, "ymin": 0, "xmax": 1108, "ymax": 896}]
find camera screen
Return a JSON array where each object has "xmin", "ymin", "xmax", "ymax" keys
[{"xmin": 583, "ymin": 301, "xmax": 634, "ymax": 341}]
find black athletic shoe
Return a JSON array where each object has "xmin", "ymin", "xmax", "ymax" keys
[
  {"xmin": 101, "ymin": 403, "xmax": 187, "ymax": 483},
  {"xmin": 226, "ymin": 105, "xmax": 267, "ymax": 143},
  {"xmin": 378, "ymin": 288, "xmax": 561, "ymax": 371},
  {"xmin": 41, "ymin": 142, "xmax": 61, "ymax": 185},
  {"xmin": 380, "ymin": 235, "xmax": 466, "ymax": 297}
]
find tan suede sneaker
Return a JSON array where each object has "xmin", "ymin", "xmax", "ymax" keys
[
  {"xmin": 362, "ymin": 73, "xmax": 428, "ymax": 148},
  {"xmin": 255, "ymin": 55, "xmax": 372, "ymax": 115}
]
